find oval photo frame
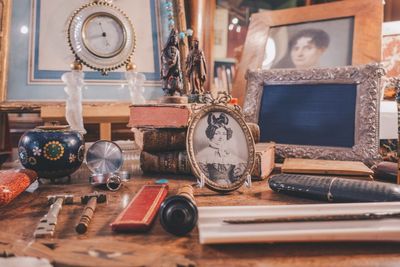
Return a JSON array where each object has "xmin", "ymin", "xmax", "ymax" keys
[{"xmin": 187, "ymin": 105, "xmax": 255, "ymax": 193}]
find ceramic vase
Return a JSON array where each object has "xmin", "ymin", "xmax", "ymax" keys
[{"xmin": 18, "ymin": 125, "xmax": 84, "ymax": 179}]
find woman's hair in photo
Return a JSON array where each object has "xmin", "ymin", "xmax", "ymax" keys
[
  {"xmin": 288, "ymin": 28, "xmax": 330, "ymax": 50},
  {"xmin": 205, "ymin": 113, "xmax": 233, "ymax": 140}
]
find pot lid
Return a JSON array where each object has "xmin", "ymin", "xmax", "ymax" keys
[{"xmin": 86, "ymin": 140, "xmax": 123, "ymax": 174}]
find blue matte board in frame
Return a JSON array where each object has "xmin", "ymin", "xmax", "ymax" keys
[{"xmin": 258, "ymin": 84, "xmax": 357, "ymax": 148}]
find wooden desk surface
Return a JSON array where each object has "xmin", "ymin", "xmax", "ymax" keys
[{"xmin": 1, "ymin": 175, "xmax": 400, "ymax": 267}]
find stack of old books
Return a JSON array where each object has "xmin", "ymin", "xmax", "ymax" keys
[{"xmin": 129, "ymin": 104, "xmax": 275, "ymax": 180}]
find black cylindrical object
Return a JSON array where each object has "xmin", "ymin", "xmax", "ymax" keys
[
  {"xmin": 269, "ymin": 174, "xmax": 400, "ymax": 202},
  {"xmin": 159, "ymin": 185, "xmax": 198, "ymax": 236}
]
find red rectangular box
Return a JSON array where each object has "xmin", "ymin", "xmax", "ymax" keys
[{"xmin": 110, "ymin": 184, "xmax": 169, "ymax": 232}]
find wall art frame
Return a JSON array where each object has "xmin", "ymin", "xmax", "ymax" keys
[
  {"xmin": 382, "ymin": 20, "xmax": 400, "ymax": 78},
  {"xmin": 232, "ymin": 0, "xmax": 383, "ymax": 106},
  {"xmin": 243, "ymin": 63, "xmax": 384, "ymax": 166},
  {"xmin": 0, "ymin": 0, "xmax": 173, "ymax": 111}
]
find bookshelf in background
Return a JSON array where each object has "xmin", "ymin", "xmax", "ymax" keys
[{"xmin": 213, "ymin": 58, "xmax": 236, "ymax": 94}]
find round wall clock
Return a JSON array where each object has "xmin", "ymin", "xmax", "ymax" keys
[{"xmin": 67, "ymin": 0, "xmax": 136, "ymax": 75}]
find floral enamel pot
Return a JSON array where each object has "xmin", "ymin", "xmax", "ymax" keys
[{"xmin": 18, "ymin": 125, "xmax": 84, "ymax": 179}]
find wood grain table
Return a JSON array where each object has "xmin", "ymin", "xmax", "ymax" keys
[{"xmin": 1, "ymin": 175, "xmax": 400, "ymax": 267}]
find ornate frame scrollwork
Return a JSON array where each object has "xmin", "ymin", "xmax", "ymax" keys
[
  {"xmin": 243, "ymin": 63, "xmax": 384, "ymax": 166},
  {"xmin": 187, "ymin": 93, "xmax": 255, "ymax": 193}
]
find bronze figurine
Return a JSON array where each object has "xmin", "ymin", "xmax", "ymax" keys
[
  {"xmin": 186, "ymin": 39, "xmax": 207, "ymax": 96},
  {"xmin": 161, "ymin": 29, "xmax": 183, "ymax": 96}
]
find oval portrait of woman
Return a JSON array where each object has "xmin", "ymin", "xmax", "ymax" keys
[{"xmin": 187, "ymin": 105, "xmax": 255, "ymax": 193}]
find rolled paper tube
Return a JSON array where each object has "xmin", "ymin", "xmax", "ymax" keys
[
  {"xmin": 159, "ymin": 185, "xmax": 198, "ymax": 236},
  {"xmin": 176, "ymin": 184, "xmax": 196, "ymax": 205},
  {"xmin": 0, "ymin": 169, "xmax": 38, "ymax": 206}
]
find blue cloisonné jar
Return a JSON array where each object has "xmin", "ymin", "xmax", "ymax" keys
[{"xmin": 18, "ymin": 125, "xmax": 84, "ymax": 179}]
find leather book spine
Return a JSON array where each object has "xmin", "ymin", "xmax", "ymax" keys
[
  {"xmin": 133, "ymin": 128, "xmax": 187, "ymax": 152},
  {"xmin": 110, "ymin": 184, "xmax": 169, "ymax": 232},
  {"xmin": 140, "ymin": 151, "xmax": 191, "ymax": 175},
  {"xmin": 128, "ymin": 104, "xmax": 191, "ymax": 128},
  {"xmin": 141, "ymin": 148, "xmax": 272, "ymax": 179},
  {"xmin": 0, "ymin": 169, "xmax": 37, "ymax": 206}
]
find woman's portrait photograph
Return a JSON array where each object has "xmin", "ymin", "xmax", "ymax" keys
[
  {"xmin": 189, "ymin": 107, "xmax": 254, "ymax": 192},
  {"xmin": 262, "ymin": 17, "xmax": 354, "ymax": 69}
]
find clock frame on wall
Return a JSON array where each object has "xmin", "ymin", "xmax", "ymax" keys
[{"xmin": 67, "ymin": 0, "xmax": 136, "ymax": 75}]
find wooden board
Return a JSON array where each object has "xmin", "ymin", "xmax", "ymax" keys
[
  {"xmin": 41, "ymin": 103, "xmax": 130, "ymax": 123},
  {"xmin": 198, "ymin": 203, "xmax": 400, "ymax": 244},
  {"xmin": 281, "ymin": 158, "xmax": 374, "ymax": 176},
  {"xmin": 41, "ymin": 103, "xmax": 130, "ymax": 140}
]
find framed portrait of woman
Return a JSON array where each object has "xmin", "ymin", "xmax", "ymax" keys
[
  {"xmin": 187, "ymin": 104, "xmax": 255, "ymax": 193},
  {"xmin": 232, "ymin": 0, "xmax": 383, "ymax": 106}
]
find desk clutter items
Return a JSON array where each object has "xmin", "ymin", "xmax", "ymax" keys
[
  {"xmin": 129, "ymin": 104, "xmax": 193, "ymax": 176},
  {"xmin": 140, "ymin": 141, "xmax": 273, "ymax": 181},
  {"xmin": 0, "ymin": 169, "xmax": 37, "ymax": 206},
  {"xmin": 130, "ymin": 101, "xmax": 266, "ymax": 182},
  {"xmin": 159, "ymin": 185, "xmax": 198, "ymax": 236},
  {"xmin": 86, "ymin": 140, "xmax": 124, "ymax": 191},
  {"xmin": 186, "ymin": 94, "xmax": 255, "ymax": 192},
  {"xmin": 269, "ymin": 174, "xmax": 400, "ymax": 202},
  {"xmin": 252, "ymin": 143, "xmax": 275, "ymax": 180},
  {"xmin": 197, "ymin": 202, "xmax": 400, "ymax": 244},
  {"xmin": 71, "ymin": 140, "xmax": 139, "ymax": 182},
  {"xmin": 281, "ymin": 158, "xmax": 374, "ymax": 181},
  {"xmin": 18, "ymin": 125, "xmax": 84, "ymax": 181},
  {"xmin": 110, "ymin": 184, "xmax": 169, "ymax": 232},
  {"xmin": 34, "ymin": 192, "xmax": 107, "ymax": 238},
  {"xmin": 34, "ymin": 194, "xmax": 75, "ymax": 238},
  {"xmin": 76, "ymin": 192, "xmax": 107, "ymax": 234}
]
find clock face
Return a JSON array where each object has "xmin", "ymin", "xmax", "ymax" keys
[
  {"xmin": 67, "ymin": 1, "xmax": 136, "ymax": 74},
  {"xmin": 82, "ymin": 13, "xmax": 126, "ymax": 58}
]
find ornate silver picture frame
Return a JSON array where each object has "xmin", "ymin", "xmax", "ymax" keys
[
  {"xmin": 243, "ymin": 63, "xmax": 383, "ymax": 166},
  {"xmin": 187, "ymin": 99, "xmax": 255, "ymax": 193}
]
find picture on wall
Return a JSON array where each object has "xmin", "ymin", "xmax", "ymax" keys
[
  {"xmin": 232, "ymin": 0, "xmax": 383, "ymax": 106},
  {"xmin": 262, "ymin": 18, "xmax": 354, "ymax": 69}
]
